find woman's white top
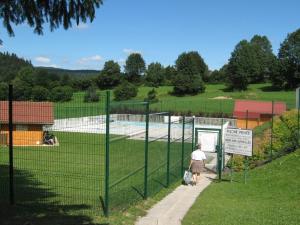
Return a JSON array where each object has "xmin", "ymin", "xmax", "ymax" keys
[{"xmin": 191, "ymin": 149, "xmax": 206, "ymax": 160}]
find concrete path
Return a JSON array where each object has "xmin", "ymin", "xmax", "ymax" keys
[{"xmin": 135, "ymin": 173, "xmax": 216, "ymax": 225}]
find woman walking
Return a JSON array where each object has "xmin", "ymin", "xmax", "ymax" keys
[{"xmin": 189, "ymin": 143, "xmax": 206, "ymax": 185}]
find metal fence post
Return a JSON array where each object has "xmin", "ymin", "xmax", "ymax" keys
[
  {"xmin": 270, "ymin": 101, "xmax": 274, "ymax": 160},
  {"xmin": 144, "ymin": 102, "xmax": 150, "ymax": 199},
  {"xmin": 104, "ymin": 91, "xmax": 110, "ymax": 216},
  {"xmin": 244, "ymin": 110, "xmax": 248, "ymax": 182},
  {"xmin": 246, "ymin": 110, "xmax": 248, "ymax": 129},
  {"xmin": 298, "ymin": 91, "xmax": 300, "ymax": 145},
  {"xmin": 192, "ymin": 116, "xmax": 195, "ymax": 152},
  {"xmin": 221, "ymin": 117, "xmax": 224, "ymax": 169},
  {"xmin": 8, "ymin": 84, "xmax": 14, "ymax": 205},
  {"xmin": 217, "ymin": 145, "xmax": 222, "ymax": 181},
  {"xmin": 181, "ymin": 116, "xmax": 185, "ymax": 177},
  {"xmin": 166, "ymin": 113, "xmax": 171, "ymax": 187}
]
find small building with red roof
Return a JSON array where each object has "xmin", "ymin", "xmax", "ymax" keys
[
  {"xmin": 0, "ymin": 101, "xmax": 54, "ymax": 146},
  {"xmin": 233, "ymin": 100, "xmax": 286, "ymax": 129}
]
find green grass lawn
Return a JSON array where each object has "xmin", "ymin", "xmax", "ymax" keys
[
  {"xmin": 142, "ymin": 83, "xmax": 295, "ymax": 114},
  {"xmin": 59, "ymin": 83, "xmax": 296, "ymax": 118},
  {"xmin": 0, "ymin": 130, "xmax": 190, "ymax": 224},
  {"xmin": 182, "ymin": 149, "xmax": 300, "ymax": 225}
]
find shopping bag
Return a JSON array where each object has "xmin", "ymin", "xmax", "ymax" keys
[{"xmin": 183, "ymin": 170, "xmax": 192, "ymax": 185}]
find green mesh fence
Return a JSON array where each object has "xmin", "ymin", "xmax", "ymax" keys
[
  {"xmin": 147, "ymin": 112, "xmax": 169, "ymax": 196},
  {"xmin": 183, "ymin": 118, "xmax": 194, "ymax": 169},
  {"xmin": 1, "ymin": 88, "xmax": 196, "ymax": 217},
  {"xmin": 0, "ymin": 99, "xmax": 9, "ymax": 205},
  {"xmin": 168, "ymin": 117, "xmax": 184, "ymax": 184},
  {"xmin": 0, "ymin": 91, "xmax": 106, "ymax": 216},
  {"xmin": 108, "ymin": 101, "xmax": 148, "ymax": 211}
]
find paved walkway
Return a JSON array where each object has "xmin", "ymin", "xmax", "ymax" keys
[{"xmin": 135, "ymin": 173, "xmax": 216, "ymax": 225}]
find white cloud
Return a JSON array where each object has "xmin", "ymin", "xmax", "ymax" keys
[
  {"xmin": 123, "ymin": 48, "xmax": 141, "ymax": 55},
  {"xmin": 75, "ymin": 23, "xmax": 89, "ymax": 30},
  {"xmin": 77, "ymin": 55, "xmax": 103, "ymax": 64},
  {"xmin": 35, "ymin": 56, "xmax": 51, "ymax": 63}
]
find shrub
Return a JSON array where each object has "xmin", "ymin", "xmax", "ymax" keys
[
  {"xmin": 51, "ymin": 86, "xmax": 73, "ymax": 102},
  {"xmin": 263, "ymin": 110, "xmax": 299, "ymax": 156},
  {"xmin": 172, "ymin": 73, "xmax": 205, "ymax": 96},
  {"xmin": 113, "ymin": 81, "xmax": 138, "ymax": 101},
  {"xmin": 84, "ymin": 86, "xmax": 99, "ymax": 102},
  {"xmin": 144, "ymin": 88, "xmax": 158, "ymax": 103},
  {"xmin": 31, "ymin": 86, "xmax": 50, "ymax": 101}
]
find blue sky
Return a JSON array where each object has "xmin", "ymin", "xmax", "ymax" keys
[{"xmin": 0, "ymin": 0, "xmax": 300, "ymax": 70}]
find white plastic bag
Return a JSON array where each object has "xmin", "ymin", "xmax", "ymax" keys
[{"xmin": 183, "ymin": 170, "xmax": 193, "ymax": 185}]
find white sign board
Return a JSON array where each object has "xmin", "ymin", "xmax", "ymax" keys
[
  {"xmin": 224, "ymin": 128, "xmax": 253, "ymax": 156},
  {"xmin": 198, "ymin": 132, "xmax": 218, "ymax": 152}
]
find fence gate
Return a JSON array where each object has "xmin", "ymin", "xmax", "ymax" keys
[{"xmin": 195, "ymin": 128, "xmax": 223, "ymax": 179}]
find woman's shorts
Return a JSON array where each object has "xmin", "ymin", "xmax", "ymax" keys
[{"xmin": 191, "ymin": 160, "xmax": 204, "ymax": 174}]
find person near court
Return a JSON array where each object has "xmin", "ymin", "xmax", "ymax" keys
[{"xmin": 189, "ymin": 143, "xmax": 206, "ymax": 185}]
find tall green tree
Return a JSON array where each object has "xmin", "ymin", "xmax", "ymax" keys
[
  {"xmin": 250, "ymin": 35, "xmax": 273, "ymax": 53},
  {"xmin": 227, "ymin": 35, "xmax": 277, "ymax": 89},
  {"xmin": 164, "ymin": 65, "xmax": 177, "ymax": 85},
  {"xmin": 0, "ymin": 0, "xmax": 103, "ymax": 44},
  {"xmin": 12, "ymin": 78, "xmax": 32, "ymax": 100},
  {"xmin": 124, "ymin": 53, "xmax": 146, "ymax": 83},
  {"xmin": 0, "ymin": 82, "xmax": 8, "ymax": 100},
  {"xmin": 173, "ymin": 51, "xmax": 206, "ymax": 95},
  {"xmin": 97, "ymin": 60, "xmax": 121, "ymax": 89},
  {"xmin": 274, "ymin": 28, "xmax": 300, "ymax": 89},
  {"xmin": 226, "ymin": 40, "xmax": 260, "ymax": 90},
  {"xmin": 250, "ymin": 35, "xmax": 277, "ymax": 83},
  {"xmin": 145, "ymin": 62, "xmax": 165, "ymax": 87}
]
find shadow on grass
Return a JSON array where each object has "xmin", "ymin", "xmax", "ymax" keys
[
  {"xmin": 0, "ymin": 165, "xmax": 106, "ymax": 225},
  {"xmin": 205, "ymin": 176, "xmax": 233, "ymax": 183},
  {"xmin": 220, "ymin": 87, "xmax": 233, "ymax": 93},
  {"xmin": 259, "ymin": 85, "xmax": 282, "ymax": 92}
]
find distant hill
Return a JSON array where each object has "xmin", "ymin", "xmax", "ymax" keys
[{"xmin": 36, "ymin": 66, "xmax": 100, "ymax": 77}]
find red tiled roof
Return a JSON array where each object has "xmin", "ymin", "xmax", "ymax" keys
[
  {"xmin": 233, "ymin": 100, "xmax": 286, "ymax": 119},
  {"xmin": 0, "ymin": 101, "xmax": 54, "ymax": 125}
]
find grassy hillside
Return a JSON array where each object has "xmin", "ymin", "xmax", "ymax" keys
[
  {"xmin": 137, "ymin": 84, "xmax": 295, "ymax": 114},
  {"xmin": 62, "ymin": 83, "xmax": 295, "ymax": 117},
  {"xmin": 182, "ymin": 149, "xmax": 300, "ymax": 225}
]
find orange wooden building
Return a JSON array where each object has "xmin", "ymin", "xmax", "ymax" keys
[
  {"xmin": 233, "ymin": 100, "xmax": 286, "ymax": 129},
  {"xmin": 0, "ymin": 101, "xmax": 54, "ymax": 146}
]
